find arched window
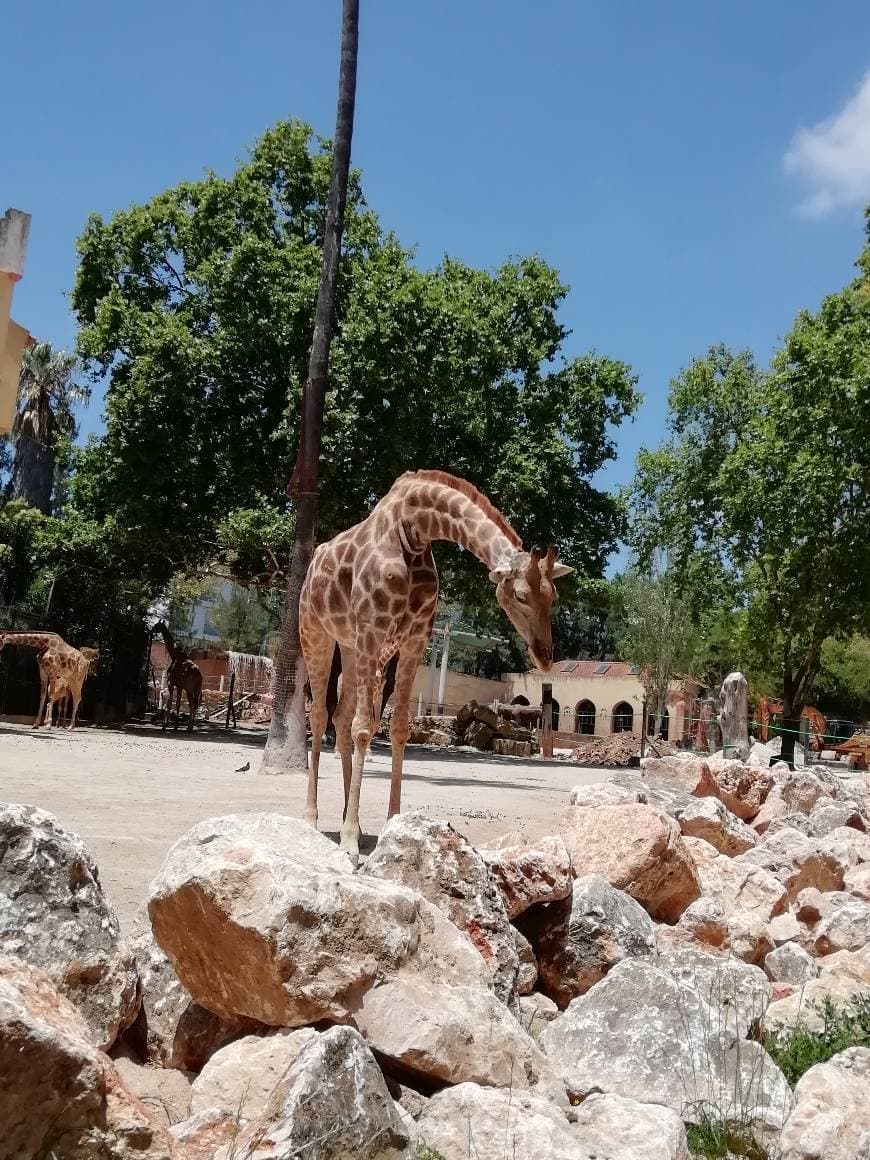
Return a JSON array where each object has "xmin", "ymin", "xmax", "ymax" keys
[
  {"xmin": 511, "ymin": 695, "xmax": 530, "ymax": 706},
  {"xmin": 647, "ymin": 708, "xmax": 669, "ymax": 738},
  {"xmin": 612, "ymin": 701, "xmax": 634, "ymax": 733},
  {"xmin": 575, "ymin": 699, "xmax": 596, "ymax": 735}
]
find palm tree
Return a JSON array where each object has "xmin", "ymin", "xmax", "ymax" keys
[
  {"xmin": 8, "ymin": 341, "xmax": 89, "ymax": 514},
  {"xmin": 260, "ymin": 0, "xmax": 360, "ymax": 773}
]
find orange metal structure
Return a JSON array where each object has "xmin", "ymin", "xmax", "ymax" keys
[{"xmin": 756, "ymin": 697, "xmax": 828, "ymax": 750}]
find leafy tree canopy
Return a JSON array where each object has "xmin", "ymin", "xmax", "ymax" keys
[
  {"xmin": 69, "ymin": 120, "xmax": 639, "ymax": 605},
  {"xmin": 633, "ymin": 218, "xmax": 870, "ymax": 716}
]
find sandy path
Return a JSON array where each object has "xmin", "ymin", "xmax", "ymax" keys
[{"xmin": 0, "ymin": 723, "xmax": 608, "ymax": 931}]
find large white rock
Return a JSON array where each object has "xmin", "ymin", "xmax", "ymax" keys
[
  {"xmin": 0, "ymin": 957, "xmax": 181, "ymax": 1158},
  {"xmin": 415, "ymin": 1084, "xmax": 592, "ymax": 1160},
  {"xmin": 573, "ymin": 1091, "xmax": 690, "ymax": 1159},
  {"xmin": 0, "ymin": 802, "xmax": 138, "ymax": 1049},
  {"xmin": 362, "ymin": 811, "xmax": 518, "ymax": 1001},
  {"xmin": 845, "ymin": 863, "xmax": 870, "ymax": 902},
  {"xmin": 190, "ymin": 1028, "xmax": 318, "ymax": 1122},
  {"xmin": 764, "ymin": 942, "xmax": 818, "ymax": 986},
  {"xmin": 522, "ymin": 874, "xmax": 656, "ymax": 1007},
  {"xmin": 812, "ymin": 893, "xmax": 870, "ymax": 955},
  {"xmin": 688, "ymin": 838, "xmax": 787, "ymax": 963},
  {"xmin": 780, "ymin": 772, "xmax": 833, "ymax": 815},
  {"xmin": 126, "ymin": 916, "xmax": 258, "ymax": 1069},
  {"xmin": 224, "ymin": 1025, "xmax": 409, "ymax": 1160},
  {"xmin": 148, "ymin": 813, "xmax": 485, "ymax": 1028},
  {"xmin": 697, "ymin": 758, "xmax": 774, "ymax": 821},
  {"xmin": 540, "ymin": 959, "xmax": 793, "ymax": 1136},
  {"xmin": 779, "ymin": 1048, "xmax": 870, "ymax": 1160},
  {"xmin": 736, "ymin": 827, "xmax": 846, "ymax": 901},
  {"xmin": 355, "ymin": 971, "xmax": 566, "ymax": 1104},
  {"xmin": 481, "ymin": 834, "xmax": 573, "ymax": 918},
  {"xmin": 658, "ymin": 946, "xmax": 771, "ymax": 1038},
  {"xmin": 559, "ymin": 803, "xmax": 701, "ymax": 923},
  {"xmin": 171, "ymin": 1108, "xmax": 238, "ymax": 1160},
  {"xmin": 764, "ymin": 949, "xmax": 870, "ymax": 1032},
  {"xmin": 673, "ymin": 795, "xmax": 758, "ymax": 856}
]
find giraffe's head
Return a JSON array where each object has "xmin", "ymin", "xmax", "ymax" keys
[
  {"xmin": 489, "ymin": 545, "xmax": 573, "ymax": 672},
  {"xmin": 80, "ymin": 647, "xmax": 99, "ymax": 674}
]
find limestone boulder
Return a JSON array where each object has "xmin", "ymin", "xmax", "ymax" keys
[
  {"xmin": 573, "ymin": 1092, "xmax": 690, "ymax": 1160},
  {"xmin": 415, "ymin": 1084, "xmax": 592, "ymax": 1160},
  {"xmin": 171, "ymin": 1109, "xmax": 238, "ymax": 1160},
  {"xmin": 540, "ymin": 959, "xmax": 793, "ymax": 1137},
  {"xmin": 781, "ymin": 771, "xmax": 832, "ymax": 815},
  {"xmin": 569, "ymin": 781, "xmax": 635, "ymax": 807},
  {"xmin": 225, "ymin": 1026, "xmax": 409, "ymax": 1160},
  {"xmin": 736, "ymin": 827, "xmax": 847, "ymax": 901},
  {"xmin": 661, "ymin": 896, "xmax": 730, "ymax": 953},
  {"xmin": 658, "ymin": 946, "xmax": 771, "ymax": 1038},
  {"xmin": 768, "ymin": 911, "xmax": 802, "ymax": 945},
  {"xmin": 0, "ymin": 957, "xmax": 181, "ymax": 1158},
  {"xmin": 812, "ymin": 893, "xmax": 870, "ymax": 955},
  {"xmin": 355, "ymin": 971, "xmax": 566, "ymax": 1104},
  {"xmin": 520, "ymin": 874, "xmax": 656, "ymax": 1007},
  {"xmin": 673, "ymin": 795, "xmax": 757, "ymax": 856},
  {"xmin": 0, "ymin": 802, "xmax": 138, "ymax": 1050},
  {"xmin": 697, "ymin": 758, "xmax": 774, "ymax": 820},
  {"xmin": 845, "ymin": 863, "xmax": 870, "ymax": 902},
  {"xmin": 148, "ymin": 813, "xmax": 481, "ymax": 1029},
  {"xmin": 482, "ymin": 834, "xmax": 572, "ymax": 918},
  {"xmin": 811, "ymin": 801, "xmax": 867, "ymax": 835},
  {"xmin": 752, "ymin": 790, "xmax": 790, "ymax": 835},
  {"xmin": 765, "ymin": 975, "xmax": 869, "ymax": 1032},
  {"xmin": 190, "ymin": 1028, "xmax": 318, "ymax": 1122},
  {"xmin": 795, "ymin": 886, "xmax": 826, "ymax": 926},
  {"xmin": 779, "ymin": 1048, "xmax": 870, "ymax": 1160},
  {"xmin": 822, "ymin": 826, "xmax": 870, "ymax": 867},
  {"xmin": 767, "ymin": 813, "xmax": 817, "ymax": 838},
  {"xmin": 517, "ymin": 991, "xmax": 560, "ymax": 1041},
  {"xmin": 559, "ymin": 803, "xmax": 700, "ymax": 922},
  {"xmin": 125, "ymin": 916, "xmax": 259, "ymax": 1069},
  {"xmin": 362, "ymin": 811, "xmax": 518, "ymax": 1001},
  {"xmin": 765, "ymin": 942, "xmax": 818, "ymax": 985},
  {"xmin": 690, "ymin": 840, "xmax": 787, "ymax": 963},
  {"xmin": 113, "ymin": 1053, "xmax": 192, "ymax": 1126},
  {"xmin": 640, "ymin": 754, "xmax": 707, "ymax": 792}
]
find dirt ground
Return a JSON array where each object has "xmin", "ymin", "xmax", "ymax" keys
[{"xmin": 0, "ymin": 722, "xmax": 609, "ymax": 931}]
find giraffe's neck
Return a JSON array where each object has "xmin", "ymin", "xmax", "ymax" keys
[
  {"xmin": 0, "ymin": 632, "xmax": 61, "ymax": 651},
  {"xmin": 398, "ymin": 480, "xmax": 523, "ymax": 573}
]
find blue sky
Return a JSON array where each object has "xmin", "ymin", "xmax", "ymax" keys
[{"xmin": 6, "ymin": 0, "xmax": 870, "ymax": 497}]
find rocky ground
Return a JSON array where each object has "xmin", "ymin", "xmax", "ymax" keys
[
  {"xmin": 1, "ymin": 735, "xmax": 869, "ymax": 1158},
  {"xmin": 0, "ymin": 722, "xmax": 599, "ymax": 930}
]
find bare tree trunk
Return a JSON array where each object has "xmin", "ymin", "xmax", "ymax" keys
[{"xmin": 260, "ymin": 0, "xmax": 360, "ymax": 774}]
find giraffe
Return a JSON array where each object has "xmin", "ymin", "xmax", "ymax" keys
[
  {"xmin": 300, "ymin": 470, "xmax": 573, "ymax": 859},
  {"xmin": 52, "ymin": 647, "xmax": 99, "ymax": 727},
  {"xmin": 154, "ymin": 622, "xmax": 203, "ymax": 732},
  {"xmin": 0, "ymin": 631, "xmax": 93, "ymax": 729}
]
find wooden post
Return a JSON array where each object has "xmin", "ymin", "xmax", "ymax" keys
[
  {"xmin": 541, "ymin": 682, "xmax": 553, "ymax": 758},
  {"xmin": 640, "ymin": 699, "xmax": 647, "ymax": 758},
  {"xmin": 224, "ymin": 671, "xmax": 236, "ymax": 730}
]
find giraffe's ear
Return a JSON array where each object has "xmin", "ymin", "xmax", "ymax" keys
[
  {"xmin": 488, "ymin": 568, "xmax": 511, "ymax": 584},
  {"xmin": 551, "ymin": 562, "xmax": 574, "ymax": 579}
]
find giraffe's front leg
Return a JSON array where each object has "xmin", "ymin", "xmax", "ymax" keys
[
  {"xmin": 302, "ymin": 634, "xmax": 334, "ymax": 832},
  {"xmin": 340, "ymin": 649, "xmax": 380, "ymax": 864}
]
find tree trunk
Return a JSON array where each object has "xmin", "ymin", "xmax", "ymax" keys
[
  {"xmin": 10, "ymin": 434, "xmax": 54, "ymax": 514},
  {"xmin": 259, "ymin": 0, "xmax": 359, "ymax": 774}
]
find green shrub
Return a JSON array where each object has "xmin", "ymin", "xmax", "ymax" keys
[{"xmin": 762, "ymin": 994, "xmax": 870, "ymax": 1086}]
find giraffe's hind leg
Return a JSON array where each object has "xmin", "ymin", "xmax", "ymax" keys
[
  {"xmin": 388, "ymin": 642, "xmax": 426, "ymax": 818},
  {"xmin": 333, "ymin": 645, "xmax": 357, "ymax": 813},
  {"xmin": 340, "ymin": 643, "xmax": 381, "ymax": 863}
]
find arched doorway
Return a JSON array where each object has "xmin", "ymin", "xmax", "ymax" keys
[
  {"xmin": 647, "ymin": 708, "xmax": 669, "ymax": 738},
  {"xmin": 575, "ymin": 699, "xmax": 595, "ymax": 735},
  {"xmin": 550, "ymin": 699, "xmax": 561, "ymax": 729},
  {"xmin": 511, "ymin": 695, "xmax": 530, "ymax": 706},
  {"xmin": 612, "ymin": 701, "xmax": 634, "ymax": 733}
]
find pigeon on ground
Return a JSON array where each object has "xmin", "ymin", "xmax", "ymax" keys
[{"xmin": 235, "ymin": 761, "xmax": 251, "ymax": 773}]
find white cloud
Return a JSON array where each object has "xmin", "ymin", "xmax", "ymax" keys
[{"xmin": 785, "ymin": 71, "xmax": 870, "ymax": 216}]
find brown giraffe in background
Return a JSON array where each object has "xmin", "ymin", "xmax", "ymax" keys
[
  {"xmin": 300, "ymin": 470, "xmax": 573, "ymax": 859},
  {"xmin": 154, "ymin": 622, "xmax": 203, "ymax": 732},
  {"xmin": 52, "ymin": 647, "xmax": 99, "ymax": 727},
  {"xmin": 0, "ymin": 631, "xmax": 93, "ymax": 729}
]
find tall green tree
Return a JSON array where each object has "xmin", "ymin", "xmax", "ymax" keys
[
  {"xmin": 9, "ymin": 343, "xmax": 89, "ymax": 514},
  {"xmin": 633, "ymin": 223, "xmax": 870, "ymax": 756},
  {"xmin": 615, "ymin": 566, "xmax": 696, "ymax": 734},
  {"xmin": 70, "ymin": 123, "xmax": 638, "ymax": 605}
]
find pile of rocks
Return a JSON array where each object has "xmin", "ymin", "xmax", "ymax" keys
[
  {"xmin": 1, "ymin": 748, "xmax": 869, "ymax": 1158},
  {"xmin": 567, "ymin": 730, "xmax": 677, "ymax": 766},
  {"xmin": 405, "ymin": 701, "xmax": 539, "ymax": 757}
]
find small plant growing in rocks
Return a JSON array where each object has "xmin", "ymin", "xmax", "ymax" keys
[{"xmin": 762, "ymin": 995, "xmax": 870, "ymax": 1086}]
